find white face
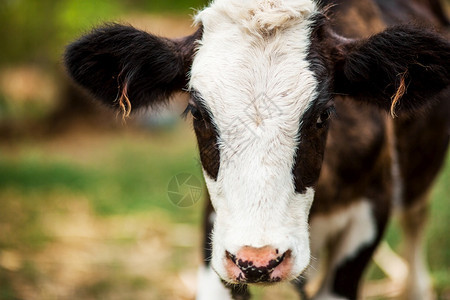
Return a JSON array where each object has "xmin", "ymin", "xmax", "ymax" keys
[{"xmin": 189, "ymin": 0, "xmax": 322, "ymax": 283}]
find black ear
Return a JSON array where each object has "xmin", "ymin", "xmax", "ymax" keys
[
  {"xmin": 64, "ymin": 24, "xmax": 202, "ymax": 116},
  {"xmin": 334, "ymin": 25, "xmax": 450, "ymax": 116}
]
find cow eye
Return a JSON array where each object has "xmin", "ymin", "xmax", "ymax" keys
[
  {"xmin": 182, "ymin": 102, "xmax": 203, "ymax": 120},
  {"xmin": 316, "ymin": 106, "xmax": 335, "ymax": 128}
]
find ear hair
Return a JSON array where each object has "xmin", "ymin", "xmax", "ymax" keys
[
  {"xmin": 64, "ymin": 24, "xmax": 203, "ymax": 117},
  {"xmin": 333, "ymin": 25, "xmax": 450, "ymax": 116}
]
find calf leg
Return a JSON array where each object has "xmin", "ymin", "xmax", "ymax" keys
[
  {"xmin": 399, "ymin": 195, "xmax": 434, "ymax": 300},
  {"xmin": 310, "ymin": 199, "xmax": 390, "ymax": 300},
  {"xmin": 196, "ymin": 196, "xmax": 251, "ymax": 300}
]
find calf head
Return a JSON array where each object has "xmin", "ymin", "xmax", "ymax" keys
[{"xmin": 65, "ymin": 0, "xmax": 450, "ymax": 284}]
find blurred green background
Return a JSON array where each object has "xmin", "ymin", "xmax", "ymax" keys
[{"xmin": 0, "ymin": 0, "xmax": 448, "ymax": 299}]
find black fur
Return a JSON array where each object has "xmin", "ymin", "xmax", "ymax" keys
[
  {"xmin": 292, "ymin": 14, "xmax": 335, "ymax": 194},
  {"xmin": 190, "ymin": 91, "xmax": 221, "ymax": 180},
  {"xmin": 334, "ymin": 25, "xmax": 450, "ymax": 113},
  {"xmin": 64, "ymin": 24, "xmax": 202, "ymax": 111}
]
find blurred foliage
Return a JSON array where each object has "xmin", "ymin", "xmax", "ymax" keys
[
  {"xmin": 0, "ymin": 0, "xmax": 208, "ymax": 126},
  {"xmin": 0, "ymin": 127, "xmax": 205, "ymax": 299},
  {"xmin": 0, "ymin": 0, "xmax": 208, "ymax": 67},
  {"xmin": 0, "ymin": 129, "xmax": 203, "ymax": 221}
]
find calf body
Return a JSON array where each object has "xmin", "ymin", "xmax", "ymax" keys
[{"xmin": 64, "ymin": 0, "xmax": 449, "ymax": 299}]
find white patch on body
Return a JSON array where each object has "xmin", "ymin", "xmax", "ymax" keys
[
  {"xmin": 387, "ymin": 120, "xmax": 404, "ymax": 209},
  {"xmin": 196, "ymin": 266, "xmax": 232, "ymax": 300},
  {"xmin": 190, "ymin": 0, "xmax": 320, "ymax": 282},
  {"xmin": 400, "ymin": 200, "xmax": 434, "ymax": 300},
  {"xmin": 391, "ymin": 145, "xmax": 403, "ymax": 208},
  {"xmin": 309, "ymin": 200, "xmax": 377, "ymax": 299}
]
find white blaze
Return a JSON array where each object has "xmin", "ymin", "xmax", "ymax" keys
[{"xmin": 190, "ymin": 0, "xmax": 320, "ymax": 281}]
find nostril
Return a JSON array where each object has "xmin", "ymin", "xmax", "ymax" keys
[
  {"xmin": 266, "ymin": 251, "xmax": 286, "ymax": 269},
  {"xmin": 226, "ymin": 251, "xmax": 252, "ymax": 271}
]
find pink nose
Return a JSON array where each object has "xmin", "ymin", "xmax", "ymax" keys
[{"xmin": 225, "ymin": 246, "xmax": 292, "ymax": 283}]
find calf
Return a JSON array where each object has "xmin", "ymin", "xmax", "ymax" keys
[{"xmin": 64, "ymin": 0, "xmax": 450, "ymax": 299}]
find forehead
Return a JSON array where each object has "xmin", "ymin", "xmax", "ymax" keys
[{"xmin": 189, "ymin": 0, "xmax": 319, "ymax": 131}]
